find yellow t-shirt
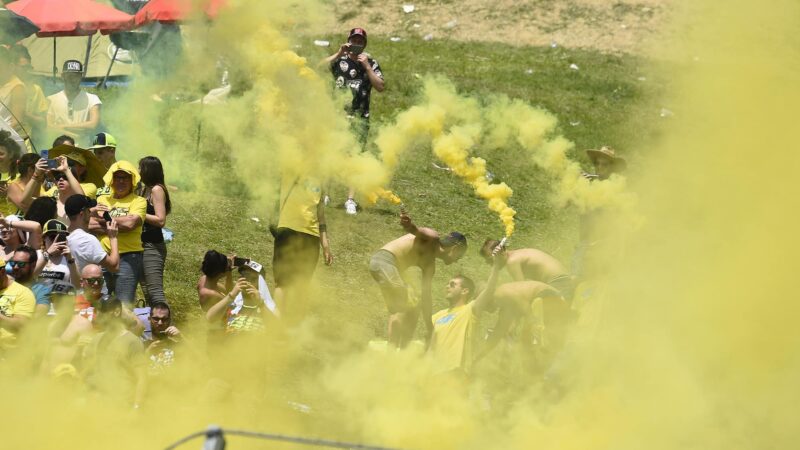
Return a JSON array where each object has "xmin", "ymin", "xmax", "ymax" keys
[
  {"xmin": 98, "ymin": 192, "xmax": 147, "ymax": 254},
  {"xmin": 0, "ymin": 281, "xmax": 36, "ymax": 349},
  {"xmin": 277, "ymin": 176, "xmax": 321, "ymax": 237},
  {"xmin": 0, "ymin": 172, "xmax": 19, "ymax": 216},
  {"xmin": 430, "ymin": 302, "xmax": 477, "ymax": 374}
]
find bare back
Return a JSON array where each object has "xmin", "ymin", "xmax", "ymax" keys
[
  {"xmin": 381, "ymin": 231, "xmax": 438, "ymax": 275},
  {"xmin": 506, "ymin": 248, "xmax": 567, "ymax": 282}
]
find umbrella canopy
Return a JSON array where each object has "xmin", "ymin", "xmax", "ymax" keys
[
  {"xmin": 134, "ymin": 0, "xmax": 225, "ymax": 26},
  {"xmin": 6, "ymin": 0, "xmax": 134, "ymax": 37},
  {"xmin": 0, "ymin": 7, "xmax": 40, "ymax": 43}
]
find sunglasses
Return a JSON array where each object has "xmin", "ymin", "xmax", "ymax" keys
[
  {"xmin": 8, "ymin": 261, "xmax": 29, "ymax": 268},
  {"xmin": 53, "ymin": 172, "xmax": 68, "ymax": 181},
  {"xmin": 82, "ymin": 277, "xmax": 104, "ymax": 285},
  {"xmin": 150, "ymin": 316, "xmax": 170, "ymax": 324},
  {"xmin": 448, "ymin": 281, "xmax": 459, "ymax": 287}
]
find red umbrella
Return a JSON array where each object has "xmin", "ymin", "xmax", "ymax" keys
[
  {"xmin": 134, "ymin": 0, "xmax": 225, "ymax": 26},
  {"xmin": 6, "ymin": 0, "xmax": 134, "ymax": 36},
  {"xmin": 7, "ymin": 0, "xmax": 134, "ymax": 79}
]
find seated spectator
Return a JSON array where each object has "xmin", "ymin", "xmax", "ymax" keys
[
  {"xmin": 65, "ymin": 194, "xmax": 119, "ymax": 273},
  {"xmin": 32, "ymin": 220, "xmax": 80, "ymax": 317},
  {"xmin": 143, "ymin": 302, "xmax": 183, "ymax": 375},
  {"xmin": 81, "ymin": 298, "xmax": 146, "ymax": 409},
  {"xmin": 0, "ymin": 255, "xmax": 36, "ymax": 351},
  {"xmin": 41, "ymin": 284, "xmax": 93, "ymax": 375},
  {"xmin": 90, "ymin": 161, "xmax": 146, "ymax": 305},
  {"xmin": 75, "ymin": 264, "xmax": 142, "ymax": 336},
  {"xmin": 205, "ymin": 261, "xmax": 277, "ymax": 336},
  {"xmin": 197, "ymin": 250, "xmax": 232, "ymax": 312},
  {"xmin": 8, "ymin": 245, "xmax": 42, "ymax": 305},
  {"xmin": 46, "ymin": 60, "xmax": 101, "ymax": 145}
]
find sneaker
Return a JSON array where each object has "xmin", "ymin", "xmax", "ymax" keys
[
  {"xmin": 344, "ymin": 198, "xmax": 358, "ymax": 215},
  {"xmin": 323, "ymin": 195, "xmax": 330, "ymax": 206}
]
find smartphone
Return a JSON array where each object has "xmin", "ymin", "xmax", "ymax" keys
[
  {"xmin": 238, "ymin": 266, "xmax": 259, "ymax": 285},
  {"xmin": 40, "ymin": 149, "xmax": 48, "ymax": 160},
  {"xmin": 232, "ymin": 256, "xmax": 249, "ymax": 267},
  {"xmin": 102, "ymin": 211, "xmax": 112, "ymax": 222},
  {"xmin": 46, "ymin": 159, "xmax": 59, "ymax": 170}
]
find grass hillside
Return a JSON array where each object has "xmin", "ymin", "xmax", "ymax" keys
[{"xmin": 94, "ymin": 36, "xmax": 666, "ymax": 344}]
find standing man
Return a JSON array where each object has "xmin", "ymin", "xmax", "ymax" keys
[
  {"xmin": 46, "ymin": 60, "xmax": 102, "ymax": 146},
  {"xmin": 0, "ymin": 46, "xmax": 27, "ymax": 143},
  {"xmin": 272, "ymin": 175, "xmax": 332, "ymax": 320},
  {"xmin": 321, "ymin": 27, "xmax": 385, "ymax": 215},
  {"xmin": 428, "ymin": 251, "xmax": 506, "ymax": 376},
  {"xmin": 574, "ymin": 146, "xmax": 627, "ymax": 278},
  {"xmin": 65, "ymin": 194, "xmax": 120, "ymax": 273},
  {"xmin": 369, "ymin": 211, "xmax": 467, "ymax": 348},
  {"xmin": 88, "ymin": 132, "xmax": 117, "ymax": 172}
]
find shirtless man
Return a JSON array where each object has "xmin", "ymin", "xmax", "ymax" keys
[
  {"xmin": 369, "ymin": 211, "xmax": 467, "ymax": 347},
  {"xmin": 480, "ymin": 240, "xmax": 574, "ymax": 300},
  {"xmin": 475, "ymin": 281, "xmax": 571, "ymax": 363}
]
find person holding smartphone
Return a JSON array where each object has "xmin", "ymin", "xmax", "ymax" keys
[
  {"xmin": 320, "ymin": 27, "xmax": 385, "ymax": 216},
  {"xmin": 91, "ymin": 161, "xmax": 146, "ymax": 306},
  {"xmin": 32, "ymin": 219, "xmax": 81, "ymax": 317}
]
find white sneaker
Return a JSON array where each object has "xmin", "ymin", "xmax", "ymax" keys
[
  {"xmin": 344, "ymin": 198, "xmax": 358, "ymax": 215},
  {"xmin": 323, "ymin": 195, "xmax": 330, "ymax": 206}
]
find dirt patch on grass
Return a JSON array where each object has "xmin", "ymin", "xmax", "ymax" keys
[{"xmin": 325, "ymin": 0, "xmax": 672, "ymax": 54}]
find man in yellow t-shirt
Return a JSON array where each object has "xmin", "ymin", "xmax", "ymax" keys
[
  {"xmin": 272, "ymin": 174, "xmax": 332, "ymax": 319},
  {"xmin": 429, "ymin": 250, "xmax": 505, "ymax": 376},
  {"xmin": 0, "ymin": 256, "xmax": 36, "ymax": 350},
  {"xmin": 91, "ymin": 161, "xmax": 146, "ymax": 305}
]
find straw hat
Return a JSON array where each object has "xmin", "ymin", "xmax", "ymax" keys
[
  {"xmin": 586, "ymin": 146, "xmax": 627, "ymax": 171},
  {"xmin": 48, "ymin": 144, "xmax": 106, "ymax": 188}
]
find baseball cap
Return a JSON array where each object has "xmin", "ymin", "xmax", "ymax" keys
[
  {"xmin": 89, "ymin": 132, "xmax": 117, "ymax": 150},
  {"xmin": 348, "ymin": 27, "xmax": 367, "ymax": 43},
  {"xmin": 65, "ymin": 194, "xmax": 97, "ymax": 217},
  {"xmin": 62, "ymin": 60, "xmax": 83, "ymax": 74},
  {"xmin": 43, "ymin": 219, "xmax": 68, "ymax": 235}
]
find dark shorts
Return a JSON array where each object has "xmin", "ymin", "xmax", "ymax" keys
[
  {"xmin": 272, "ymin": 228, "xmax": 320, "ymax": 287},
  {"xmin": 548, "ymin": 274, "xmax": 575, "ymax": 303}
]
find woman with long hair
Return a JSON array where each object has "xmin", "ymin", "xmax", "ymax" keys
[
  {"xmin": 7, "ymin": 153, "xmax": 46, "ymax": 213},
  {"xmin": 0, "ymin": 131, "xmax": 22, "ymax": 216},
  {"xmin": 137, "ymin": 156, "xmax": 171, "ymax": 306}
]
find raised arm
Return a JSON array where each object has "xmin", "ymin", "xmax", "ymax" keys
[
  {"xmin": 318, "ymin": 43, "xmax": 349, "ymax": 68},
  {"xmin": 473, "ymin": 251, "xmax": 507, "ymax": 314},
  {"xmin": 400, "ymin": 211, "xmax": 438, "ymax": 241}
]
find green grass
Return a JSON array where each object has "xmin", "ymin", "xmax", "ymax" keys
[{"xmin": 93, "ymin": 36, "xmax": 665, "ymax": 343}]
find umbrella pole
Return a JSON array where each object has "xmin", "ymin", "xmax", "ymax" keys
[
  {"xmin": 101, "ymin": 46, "xmax": 119, "ymax": 89},
  {"xmin": 52, "ymin": 37, "xmax": 57, "ymax": 82},
  {"xmin": 83, "ymin": 34, "xmax": 93, "ymax": 77}
]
